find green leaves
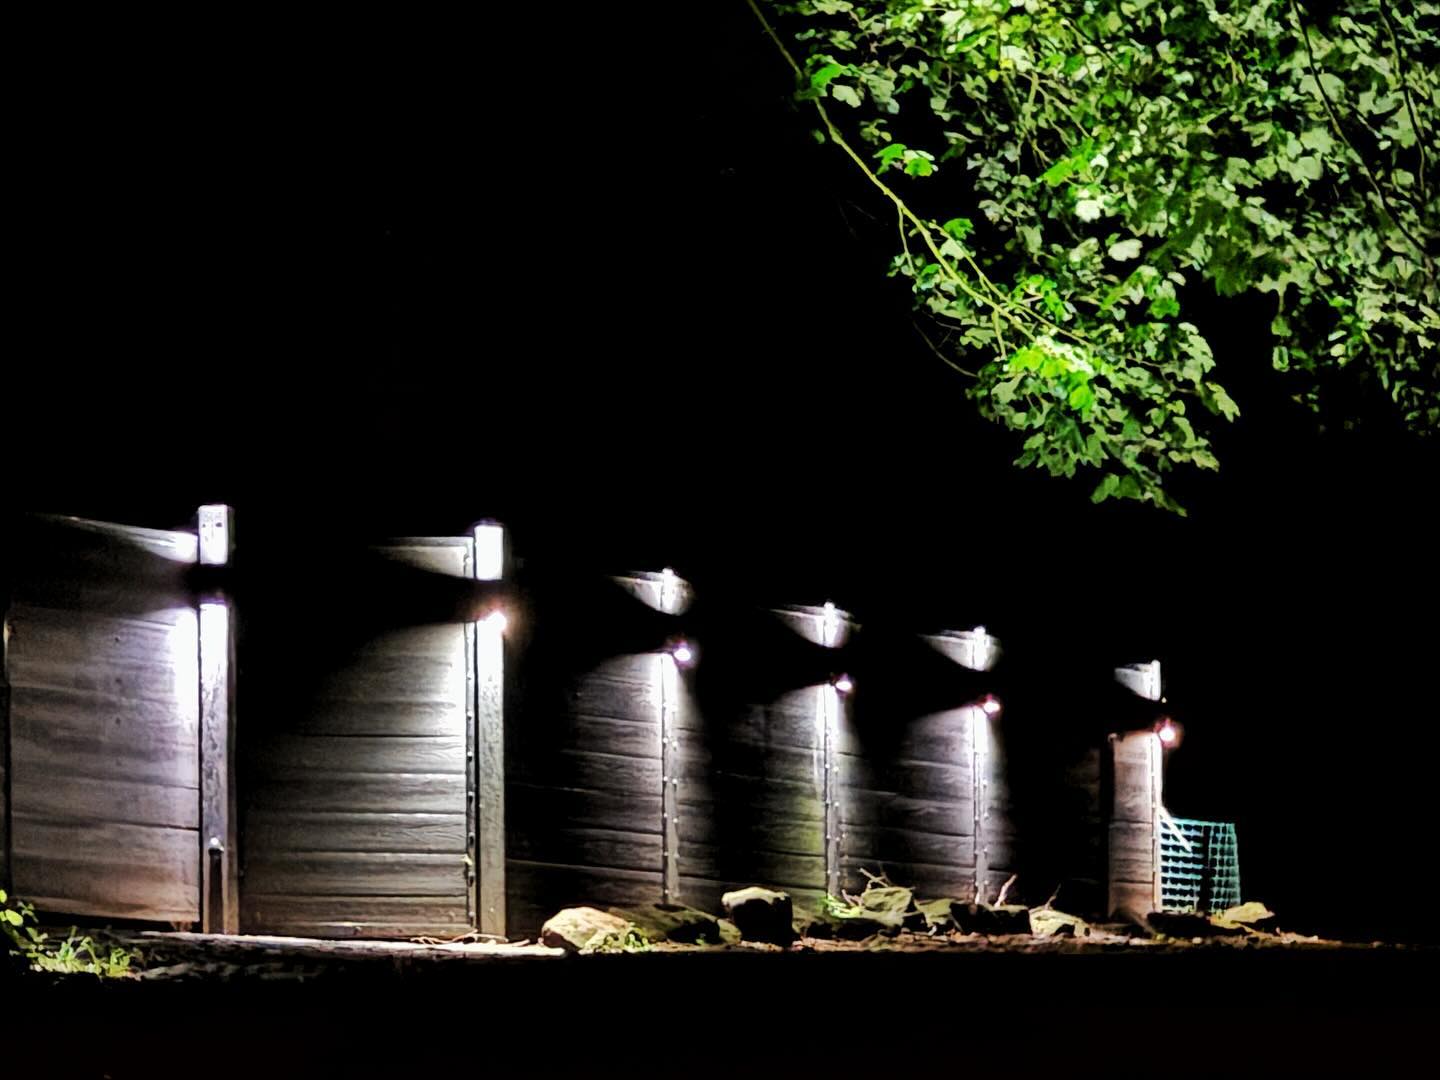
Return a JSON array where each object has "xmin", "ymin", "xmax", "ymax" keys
[
  {"xmin": 1107, "ymin": 238, "xmax": 1143, "ymax": 262},
  {"xmin": 1041, "ymin": 157, "xmax": 1077, "ymax": 187},
  {"xmin": 761, "ymin": 0, "xmax": 1439, "ymax": 511},
  {"xmin": 941, "ymin": 217, "xmax": 974, "ymax": 241}
]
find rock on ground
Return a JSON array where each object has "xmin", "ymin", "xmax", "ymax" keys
[
  {"xmin": 540, "ymin": 908, "xmax": 631, "ymax": 952},
  {"xmin": 722, "ymin": 887, "xmax": 794, "ymax": 945}
]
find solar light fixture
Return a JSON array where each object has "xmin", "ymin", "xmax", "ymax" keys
[
  {"xmin": 483, "ymin": 609, "xmax": 508, "ymax": 634},
  {"xmin": 833, "ymin": 673, "xmax": 855, "ymax": 695},
  {"xmin": 1157, "ymin": 717, "xmax": 1181, "ymax": 747},
  {"xmin": 980, "ymin": 694, "xmax": 1002, "ymax": 717},
  {"xmin": 671, "ymin": 640, "xmax": 696, "ymax": 667}
]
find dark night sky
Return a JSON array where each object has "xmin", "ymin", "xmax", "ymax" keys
[{"xmin": 9, "ymin": 5, "xmax": 1439, "ymax": 940}]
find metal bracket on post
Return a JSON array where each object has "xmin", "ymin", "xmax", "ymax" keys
[{"xmin": 197, "ymin": 505, "xmax": 237, "ymax": 934}]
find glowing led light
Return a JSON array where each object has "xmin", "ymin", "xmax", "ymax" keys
[
  {"xmin": 483, "ymin": 610, "xmax": 508, "ymax": 634},
  {"xmin": 672, "ymin": 642, "xmax": 695, "ymax": 666},
  {"xmin": 980, "ymin": 695, "xmax": 1002, "ymax": 716},
  {"xmin": 834, "ymin": 674, "xmax": 854, "ymax": 695},
  {"xmin": 1157, "ymin": 719, "xmax": 1178, "ymax": 745}
]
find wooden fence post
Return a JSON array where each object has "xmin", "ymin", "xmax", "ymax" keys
[
  {"xmin": 197, "ymin": 504, "xmax": 238, "ymax": 933},
  {"xmin": 473, "ymin": 522, "xmax": 507, "ymax": 938}
]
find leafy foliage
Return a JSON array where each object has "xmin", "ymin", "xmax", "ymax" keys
[
  {"xmin": 751, "ymin": 0, "xmax": 1438, "ymax": 511},
  {"xmin": 2, "ymin": 888, "xmax": 137, "ymax": 977},
  {"xmin": 581, "ymin": 925, "xmax": 655, "ymax": 953}
]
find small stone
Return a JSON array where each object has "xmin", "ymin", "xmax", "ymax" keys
[
  {"xmin": 540, "ymin": 907, "xmax": 630, "ymax": 953},
  {"xmin": 721, "ymin": 887, "xmax": 794, "ymax": 945}
]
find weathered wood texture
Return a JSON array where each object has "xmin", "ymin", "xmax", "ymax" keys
[
  {"xmin": 1, "ymin": 680, "xmax": 11, "ymax": 890},
  {"xmin": 1108, "ymin": 731, "xmax": 1160, "ymax": 918},
  {"xmin": 5, "ymin": 516, "xmax": 201, "ymax": 923},
  {"xmin": 475, "ymin": 615, "xmax": 505, "ymax": 937},
  {"xmin": 240, "ymin": 539, "xmax": 474, "ymax": 938},
  {"xmin": 506, "ymin": 653, "xmax": 666, "ymax": 936},
  {"xmin": 198, "ymin": 504, "xmax": 237, "ymax": 933},
  {"xmin": 837, "ymin": 705, "xmax": 978, "ymax": 901},
  {"xmin": 675, "ymin": 688, "xmax": 829, "ymax": 916}
]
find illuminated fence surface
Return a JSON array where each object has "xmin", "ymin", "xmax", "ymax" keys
[{"xmin": 1160, "ymin": 816, "xmax": 1241, "ymax": 914}]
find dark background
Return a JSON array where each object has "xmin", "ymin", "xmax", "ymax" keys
[{"xmin": 8, "ymin": 4, "xmax": 1438, "ymax": 942}]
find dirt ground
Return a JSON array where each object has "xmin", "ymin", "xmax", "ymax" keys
[{"xmin": 8, "ymin": 927, "xmax": 1436, "ymax": 1078}]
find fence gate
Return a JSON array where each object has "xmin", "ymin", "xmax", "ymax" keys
[
  {"xmin": 240, "ymin": 536, "xmax": 493, "ymax": 939},
  {"xmin": 2, "ymin": 514, "xmax": 203, "ymax": 924}
]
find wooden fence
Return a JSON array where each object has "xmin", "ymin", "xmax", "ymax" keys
[{"xmin": 1, "ymin": 510, "xmax": 1171, "ymax": 939}]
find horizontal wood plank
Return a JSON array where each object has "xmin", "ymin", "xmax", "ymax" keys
[
  {"xmin": 240, "ymin": 894, "xmax": 468, "ymax": 924},
  {"xmin": 835, "ymin": 709, "xmax": 975, "ymax": 763},
  {"xmin": 842, "ymin": 825, "xmax": 975, "ymax": 869},
  {"xmin": 251, "ymin": 735, "xmax": 466, "ymax": 777},
  {"xmin": 5, "ymin": 604, "xmax": 183, "ymax": 669},
  {"xmin": 243, "ymin": 852, "xmax": 467, "ymax": 897},
  {"xmin": 518, "ymin": 714, "xmax": 660, "ymax": 760},
  {"xmin": 838, "ymin": 792, "xmax": 974, "ymax": 836},
  {"xmin": 675, "ymin": 815, "xmax": 822, "ymax": 855},
  {"xmin": 675, "ymin": 700, "xmax": 822, "ymax": 747},
  {"xmin": 676, "ymin": 843, "xmax": 824, "ymax": 891},
  {"xmin": 510, "ymin": 749, "xmax": 662, "ymax": 797},
  {"xmin": 508, "ymin": 827, "xmax": 661, "ymax": 874},
  {"xmin": 246, "ymin": 773, "xmax": 466, "ymax": 814},
  {"xmin": 11, "ymin": 774, "xmax": 197, "ymax": 830},
  {"xmin": 10, "ymin": 645, "xmax": 193, "ymax": 711},
  {"xmin": 285, "ymin": 699, "xmax": 466, "ymax": 738},
  {"xmin": 11, "ymin": 688, "xmax": 198, "ymax": 789},
  {"xmin": 674, "ymin": 742, "xmax": 825, "ymax": 786},
  {"xmin": 11, "ymin": 816, "xmax": 199, "ymax": 922},
  {"xmin": 311, "ymin": 655, "xmax": 466, "ymax": 705},
  {"xmin": 678, "ymin": 779, "xmax": 825, "ymax": 822},
  {"xmin": 11, "ymin": 579, "xmax": 195, "ymax": 624},
  {"xmin": 244, "ymin": 811, "xmax": 466, "ymax": 853},
  {"xmin": 507, "ymin": 783, "xmax": 661, "ymax": 836},
  {"xmin": 836, "ymin": 756, "xmax": 973, "ymax": 802},
  {"xmin": 565, "ymin": 671, "xmax": 660, "ymax": 725}
]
